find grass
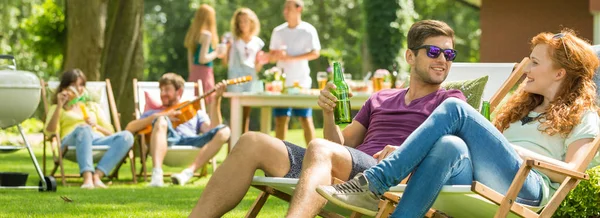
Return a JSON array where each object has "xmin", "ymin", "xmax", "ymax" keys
[{"xmin": 0, "ymin": 128, "xmax": 323, "ymax": 218}]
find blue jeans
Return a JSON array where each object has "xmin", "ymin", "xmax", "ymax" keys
[
  {"xmin": 61, "ymin": 126, "xmax": 134, "ymax": 176},
  {"xmin": 364, "ymin": 98, "xmax": 544, "ymax": 218}
]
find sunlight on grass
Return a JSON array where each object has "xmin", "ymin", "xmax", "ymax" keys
[{"xmin": 0, "ymin": 128, "xmax": 322, "ymax": 217}]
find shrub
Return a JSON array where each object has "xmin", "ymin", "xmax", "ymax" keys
[{"xmin": 554, "ymin": 165, "xmax": 600, "ymax": 218}]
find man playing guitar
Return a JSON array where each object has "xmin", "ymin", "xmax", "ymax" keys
[{"xmin": 126, "ymin": 73, "xmax": 230, "ymax": 187}]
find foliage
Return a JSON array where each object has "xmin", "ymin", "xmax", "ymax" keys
[
  {"xmin": 144, "ymin": 0, "xmax": 195, "ymax": 81},
  {"xmin": 20, "ymin": 0, "xmax": 65, "ymax": 78},
  {"xmin": 0, "ymin": 0, "xmax": 63, "ymax": 80},
  {"xmin": 414, "ymin": 0, "xmax": 480, "ymax": 62},
  {"xmin": 363, "ymin": 0, "xmax": 416, "ymax": 72},
  {"xmin": 554, "ymin": 166, "xmax": 600, "ymax": 218},
  {"xmin": 145, "ymin": 0, "xmax": 364, "ymax": 83}
]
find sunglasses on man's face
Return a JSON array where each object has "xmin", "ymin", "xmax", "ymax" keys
[{"xmin": 411, "ymin": 45, "xmax": 457, "ymax": 61}]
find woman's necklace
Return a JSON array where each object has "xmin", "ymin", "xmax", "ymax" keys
[{"xmin": 520, "ymin": 113, "xmax": 545, "ymax": 125}]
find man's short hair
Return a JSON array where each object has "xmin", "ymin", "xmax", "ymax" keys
[
  {"xmin": 407, "ymin": 20, "xmax": 455, "ymax": 50},
  {"xmin": 287, "ymin": 0, "xmax": 304, "ymax": 8},
  {"xmin": 159, "ymin": 73, "xmax": 185, "ymax": 90}
]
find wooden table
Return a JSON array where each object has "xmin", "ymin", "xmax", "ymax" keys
[{"xmin": 223, "ymin": 92, "xmax": 370, "ymax": 148}]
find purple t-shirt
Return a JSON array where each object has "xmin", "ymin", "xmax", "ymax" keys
[{"xmin": 354, "ymin": 88, "xmax": 466, "ymax": 156}]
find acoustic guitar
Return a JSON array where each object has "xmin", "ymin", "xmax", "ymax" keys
[{"xmin": 138, "ymin": 76, "xmax": 252, "ymax": 135}]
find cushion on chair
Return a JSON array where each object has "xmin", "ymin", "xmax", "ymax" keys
[
  {"xmin": 442, "ymin": 75, "xmax": 489, "ymax": 109},
  {"xmin": 144, "ymin": 91, "xmax": 164, "ymax": 111}
]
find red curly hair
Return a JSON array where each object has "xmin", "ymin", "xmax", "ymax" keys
[{"xmin": 494, "ymin": 30, "xmax": 599, "ymax": 137}]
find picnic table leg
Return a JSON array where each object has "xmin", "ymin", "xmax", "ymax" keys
[
  {"xmin": 230, "ymin": 97, "xmax": 242, "ymax": 149},
  {"xmin": 260, "ymin": 107, "xmax": 272, "ymax": 134}
]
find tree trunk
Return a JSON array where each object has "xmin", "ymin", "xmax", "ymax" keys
[
  {"xmin": 63, "ymin": 0, "xmax": 107, "ymax": 80},
  {"xmin": 100, "ymin": 0, "xmax": 144, "ymax": 129}
]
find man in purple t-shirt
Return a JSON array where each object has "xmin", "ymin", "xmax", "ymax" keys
[{"xmin": 189, "ymin": 19, "xmax": 465, "ymax": 217}]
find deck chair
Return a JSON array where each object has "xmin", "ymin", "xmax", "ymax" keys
[
  {"xmin": 41, "ymin": 79, "xmax": 136, "ymax": 186},
  {"xmin": 374, "ymin": 134, "xmax": 600, "ymax": 218},
  {"xmin": 133, "ymin": 79, "xmax": 218, "ymax": 181},
  {"xmin": 245, "ymin": 58, "xmax": 529, "ymax": 218}
]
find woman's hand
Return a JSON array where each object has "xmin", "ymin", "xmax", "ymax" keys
[
  {"xmin": 256, "ymin": 51, "xmax": 269, "ymax": 65},
  {"xmin": 216, "ymin": 43, "xmax": 228, "ymax": 58},
  {"xmin": 57, "ymin": 90, "xmax": 70, "ymax": 107},
  {"xmin": 373, "ymin": 145, "xmax": 400, "ymax": 163},
  {"xmin": 85, "ymin": 116, "xmax": 98, "ymax": 128}
]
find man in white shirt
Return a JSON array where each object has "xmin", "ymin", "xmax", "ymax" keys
[{"xmin": 269, "ymin": 0, "xmax": 321, "ymax": 144}]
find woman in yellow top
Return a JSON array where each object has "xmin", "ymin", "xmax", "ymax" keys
[{"xmin": 44, "ymin": 69, "xmax": 134, "ymax": 189}]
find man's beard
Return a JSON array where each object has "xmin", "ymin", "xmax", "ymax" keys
[{"xmin": 163, "ymin": 98, "xmax": 178, "ymax": 107}]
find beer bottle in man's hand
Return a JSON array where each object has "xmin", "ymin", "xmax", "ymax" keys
[{"xmin": 331, "ymin": 62, "xmax": 352, "ymax": 124}]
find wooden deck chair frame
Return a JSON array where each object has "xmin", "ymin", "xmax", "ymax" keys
[
  {"xmin": 362, "ymin": 57, "xmax": 600, "ymax": 218},
  {"xmin": 41, "ymin": 79, "xmax": 137, "ymax": 186},
  {"xmin": 244, "ymin": 58, "xmax": 529, "ymax": 218},
  {"xmin": 132, "ymin": 78, "xmax": 218, "ymax": 181}
]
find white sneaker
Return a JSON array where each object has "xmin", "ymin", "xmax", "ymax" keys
[
  {"xmin": 171, "ymin": 168, "xmax": 194, "ymax": 186},
  {"xmin": 148, "ymin": 168, "xmax": 164, "ymax": 187}
]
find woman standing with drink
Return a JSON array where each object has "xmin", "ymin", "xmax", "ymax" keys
[
  {"xmin": 223, "ymin": 8, "xmax": 268, "ymax": 133},
  {"xmin": 184, "ymin": 4, "xmax": 226, "ymax": 101}
]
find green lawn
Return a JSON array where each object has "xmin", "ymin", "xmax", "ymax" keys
[{"xmin": 0, "ymin": 129, "xmax": 323, "ymax": 218}]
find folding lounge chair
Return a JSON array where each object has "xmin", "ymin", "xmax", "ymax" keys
[
  {"xmin": 245, "ymin": 58, "xmax": 529, "ymax": 218},
  {"xmin": 133, "ymin": 79, "xmax": 219, "ymax": 181},
  {"xmin": 373, "ymin": 132, "xmax": 599, "ymax": 218},
  {"xmin": 41, "ymin": 79, "xmax": 136, "ymax": 186}
]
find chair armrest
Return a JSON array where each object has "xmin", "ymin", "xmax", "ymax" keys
[
  {"xmin": 526, "ymin": 159, "xmax": 588, "ymax": 180},
  {"xmin": 134, "ymin": 107, "xmax": 141, "ymax": 119}
]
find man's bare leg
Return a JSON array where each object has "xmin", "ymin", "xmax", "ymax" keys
[
  {"xmin": 189, "ymin": 132, "xmax": 292, "ymax": 218},
  {"xmin": 275, "ymin": 116, "xmax": 290, "ymax": 140},
  {"xmin": 187, "ymin": 127, "xmax": 231, "ymax": 172},
  {"xmin": 298, "ymin": 117, "xmax": 316, "ymax": 145},
  {"xmin": 286, "ymin": 139, "xmax": 354, "ymax": 217},
  {"xmin": 150, "ymin": 117, "xmax": 169, "ymax": 168}
]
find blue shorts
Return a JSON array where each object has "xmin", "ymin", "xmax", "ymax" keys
[
  {"xmin": 273, "ymin": 108, "xmax": 312, "ymax": 117},
  {"xmin": 152, "ymin": 117, "xmax": 226, "ymax": 147}
]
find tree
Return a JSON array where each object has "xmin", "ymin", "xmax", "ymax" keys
[
  {"xmin": 61, "ymin": 0, "xmax": 144, "ymax": 127},
  {"xmin": 100, "ymin": 0, "xmax": 144, "ymax": 126},
  {"xmin": 63, "ymin": 0, "xmax": 106, "ymax": 80}
]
